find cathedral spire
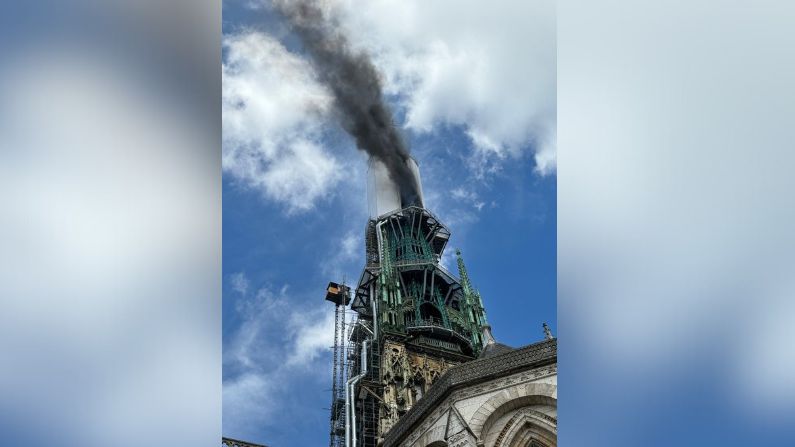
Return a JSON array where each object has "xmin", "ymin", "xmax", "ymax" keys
[
  {"xmin": 456, "ymin": 249, "xmax": 489, "ymax": 352},
  {"xmin": 456, "ymin": 249, "xmax": 487, "ymax": 322}
]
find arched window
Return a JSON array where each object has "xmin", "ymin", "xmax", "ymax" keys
[
  {"xmin": 391, "ymin": 225, "xmax": 433, "ymax": 262},
  {"xmin": 419, "ymin": 302, "xmax": 442, "ymax": 324},
  {"xmin": 411, "ymin": 374, "xmax": 425, "ymax": 402}
]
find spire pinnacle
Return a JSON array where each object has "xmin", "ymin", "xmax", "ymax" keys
[
  {"xmin": 455, "ymin": 248, "xmax": 472, "ymax": 295},
  {"xmin": 456, "ymin": 248, "xmax": 490, "ymax": 354},
  {"xmin": 543, "ymin": 322, "xmax": 554, "ymax": 340}
]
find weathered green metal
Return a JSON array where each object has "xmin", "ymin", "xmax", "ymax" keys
[
  {"xmin": 389, "ymin": 225, "xmax": 433, "ymax": 263},
  {"xmin": 365, "ymin": 208, "xmax": 489, "ymax": 355},
  {"xmin": 430, "ymin": 285, "xmax": 450, "ymax": 328},
  {"xmin": 456, "ymin": 249, "xmax": 473, "ymax": 296},
  {"xmin": 455, "ymin": 249, "xmax": 488, "ymax": 352},
  {"xmin": 346, "ymin": 206, "xmax": 491, "ymax": 447}
]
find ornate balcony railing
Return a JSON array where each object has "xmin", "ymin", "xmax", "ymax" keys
[
  {"xmin": 405, "ymin": 318, "xmax": 472, "ymax": 349},
  {"xmin": 406, "ymin": 317, "xmax": 445, "ymax": 329}
]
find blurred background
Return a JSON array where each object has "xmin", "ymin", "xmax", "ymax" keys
[
  {"xmin": 559, "ymin": 0, "xmax": 795, "ymax": 445},
  {"xmin": 1, "ymin": 1, "xmax": 794, "ymax": 446},
  {"xmin": 0, "ymin": 1, "xmax": 221, "ymax": 446}
]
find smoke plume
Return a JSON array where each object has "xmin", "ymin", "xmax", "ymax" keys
[{"xmin": 273, "ymin": 0, "xmax": 423, "ymax": 207}]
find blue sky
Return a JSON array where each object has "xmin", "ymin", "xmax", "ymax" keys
[{"xmin": 222, "ymin": 1, "xmax": 556, "ymax": 445}]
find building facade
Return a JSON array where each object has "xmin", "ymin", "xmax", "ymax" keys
[{"xmin": 382, "ymin": 338, "xmax": 557, "ymax": 447}]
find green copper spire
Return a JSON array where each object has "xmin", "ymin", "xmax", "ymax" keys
[
  {"xmin": 456, "ymin": 248, "xmax": 473, "ymax": 295},
  {"xmin": 456, "ymin": 249, "xmax": 489, "ymax": 351}
]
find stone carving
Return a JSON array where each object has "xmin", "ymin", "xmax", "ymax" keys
[
  {"xmin": 447, "ymin": 430, "xmax": 475, "ymax": 447},
  {"xmin": 380, "ymin": 341, "xmax": 460, "ymax": 436}
]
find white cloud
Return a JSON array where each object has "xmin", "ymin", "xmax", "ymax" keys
[
  {"xmin": 222, "ymin": 31, "xmax": 342, "ymax": 212},
  {"xmin": 340, "ymin": 231, "xmax": 359, "ymax": 260},
  {"xmin": 222, "ymin": 372, "xmax": 276, "ymax": 432},
  {"xmin": 450, "ymin": 187, "xmax": 473, "ymax": 201},
  {"xmin": 286, "ymin": 307, "xmax": 336, "ymax": 368},
  {"xmin": 439, "ymin": 247, "xmax": 458, "ymax": 272},
  {"xmin": 319, "ymin": 223, "xmax": 370, "ymax": 281},
  {"xmin": 334, "ymin": 0, "xmax": 557, "ymax": 175},
  {"xmin": 449, "ymin": 187, "xmax": 486, "ymax": 214},
  {"xmin": 223, "ymin": 283, "xmax": 336, "ymax": 435},
  {"xmin": 229, "ymin": 271, "xmax": 250, "ymax": 296},
  {"xmin": 227, "ymin": 1, "xmax": 555, "ymax": 215}
]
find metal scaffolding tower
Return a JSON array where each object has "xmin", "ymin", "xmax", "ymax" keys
[{"xmin": 326, "ymin": 282, "xmax": 351, "ymax": 447}]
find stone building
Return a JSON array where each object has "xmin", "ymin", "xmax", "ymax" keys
[{"xmin": 381, "ymin": 332, "xmax": 557, "ymax": 447}]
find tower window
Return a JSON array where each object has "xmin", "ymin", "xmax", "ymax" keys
[{"xmin": 419, "ymin": 303, "xmax": 442, "ymax": 324}]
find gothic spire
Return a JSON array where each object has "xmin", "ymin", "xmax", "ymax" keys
[
  {"xmin": 455, "ymin": 248, "xmax": 472, "ymax": 295},
  {"xmin": 456, "ymin": 248, "xmax": 489, "ymax": 332}
]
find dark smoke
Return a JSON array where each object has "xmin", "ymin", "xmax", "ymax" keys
[{"xmin": 273, "ymin": 0, "xmax": 423, "ymax": 207}]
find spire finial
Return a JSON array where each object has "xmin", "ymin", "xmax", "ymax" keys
[
  {"xmin": 543, "ymin": 322, "xmax": 554, "ymax": 340},
  {"xmin": 455, "ymin": 248, "xmax": 471, "ymax": 294}
]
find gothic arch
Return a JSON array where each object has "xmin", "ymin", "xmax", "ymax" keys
[
  {"xmin": 413, "ymin": 425, "xmax": 447, "ymax": 447},
  {"xmin": 495, "ymin": 409, "xmax": 556, "ymax": 447},
  {"xmin": 468, "ymin": 382, "xmax": 557, "ymax": 443}
]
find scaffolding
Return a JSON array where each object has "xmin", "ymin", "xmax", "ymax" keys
[
  {"xmin": 326, "ymin": 282, "xmax": 351, "ymax": 447},
  {"xmin": 345, "ymin": 314, "xmax": 380, "ymax": 447}
]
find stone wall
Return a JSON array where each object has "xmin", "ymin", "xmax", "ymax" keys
[
  {"xmin": 399, "ymin": 364, "xmax": 556, "ymax": 447},
  {"xmin": 381, "ymin": 339, "xmax": 557, "ymax": 447}
]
